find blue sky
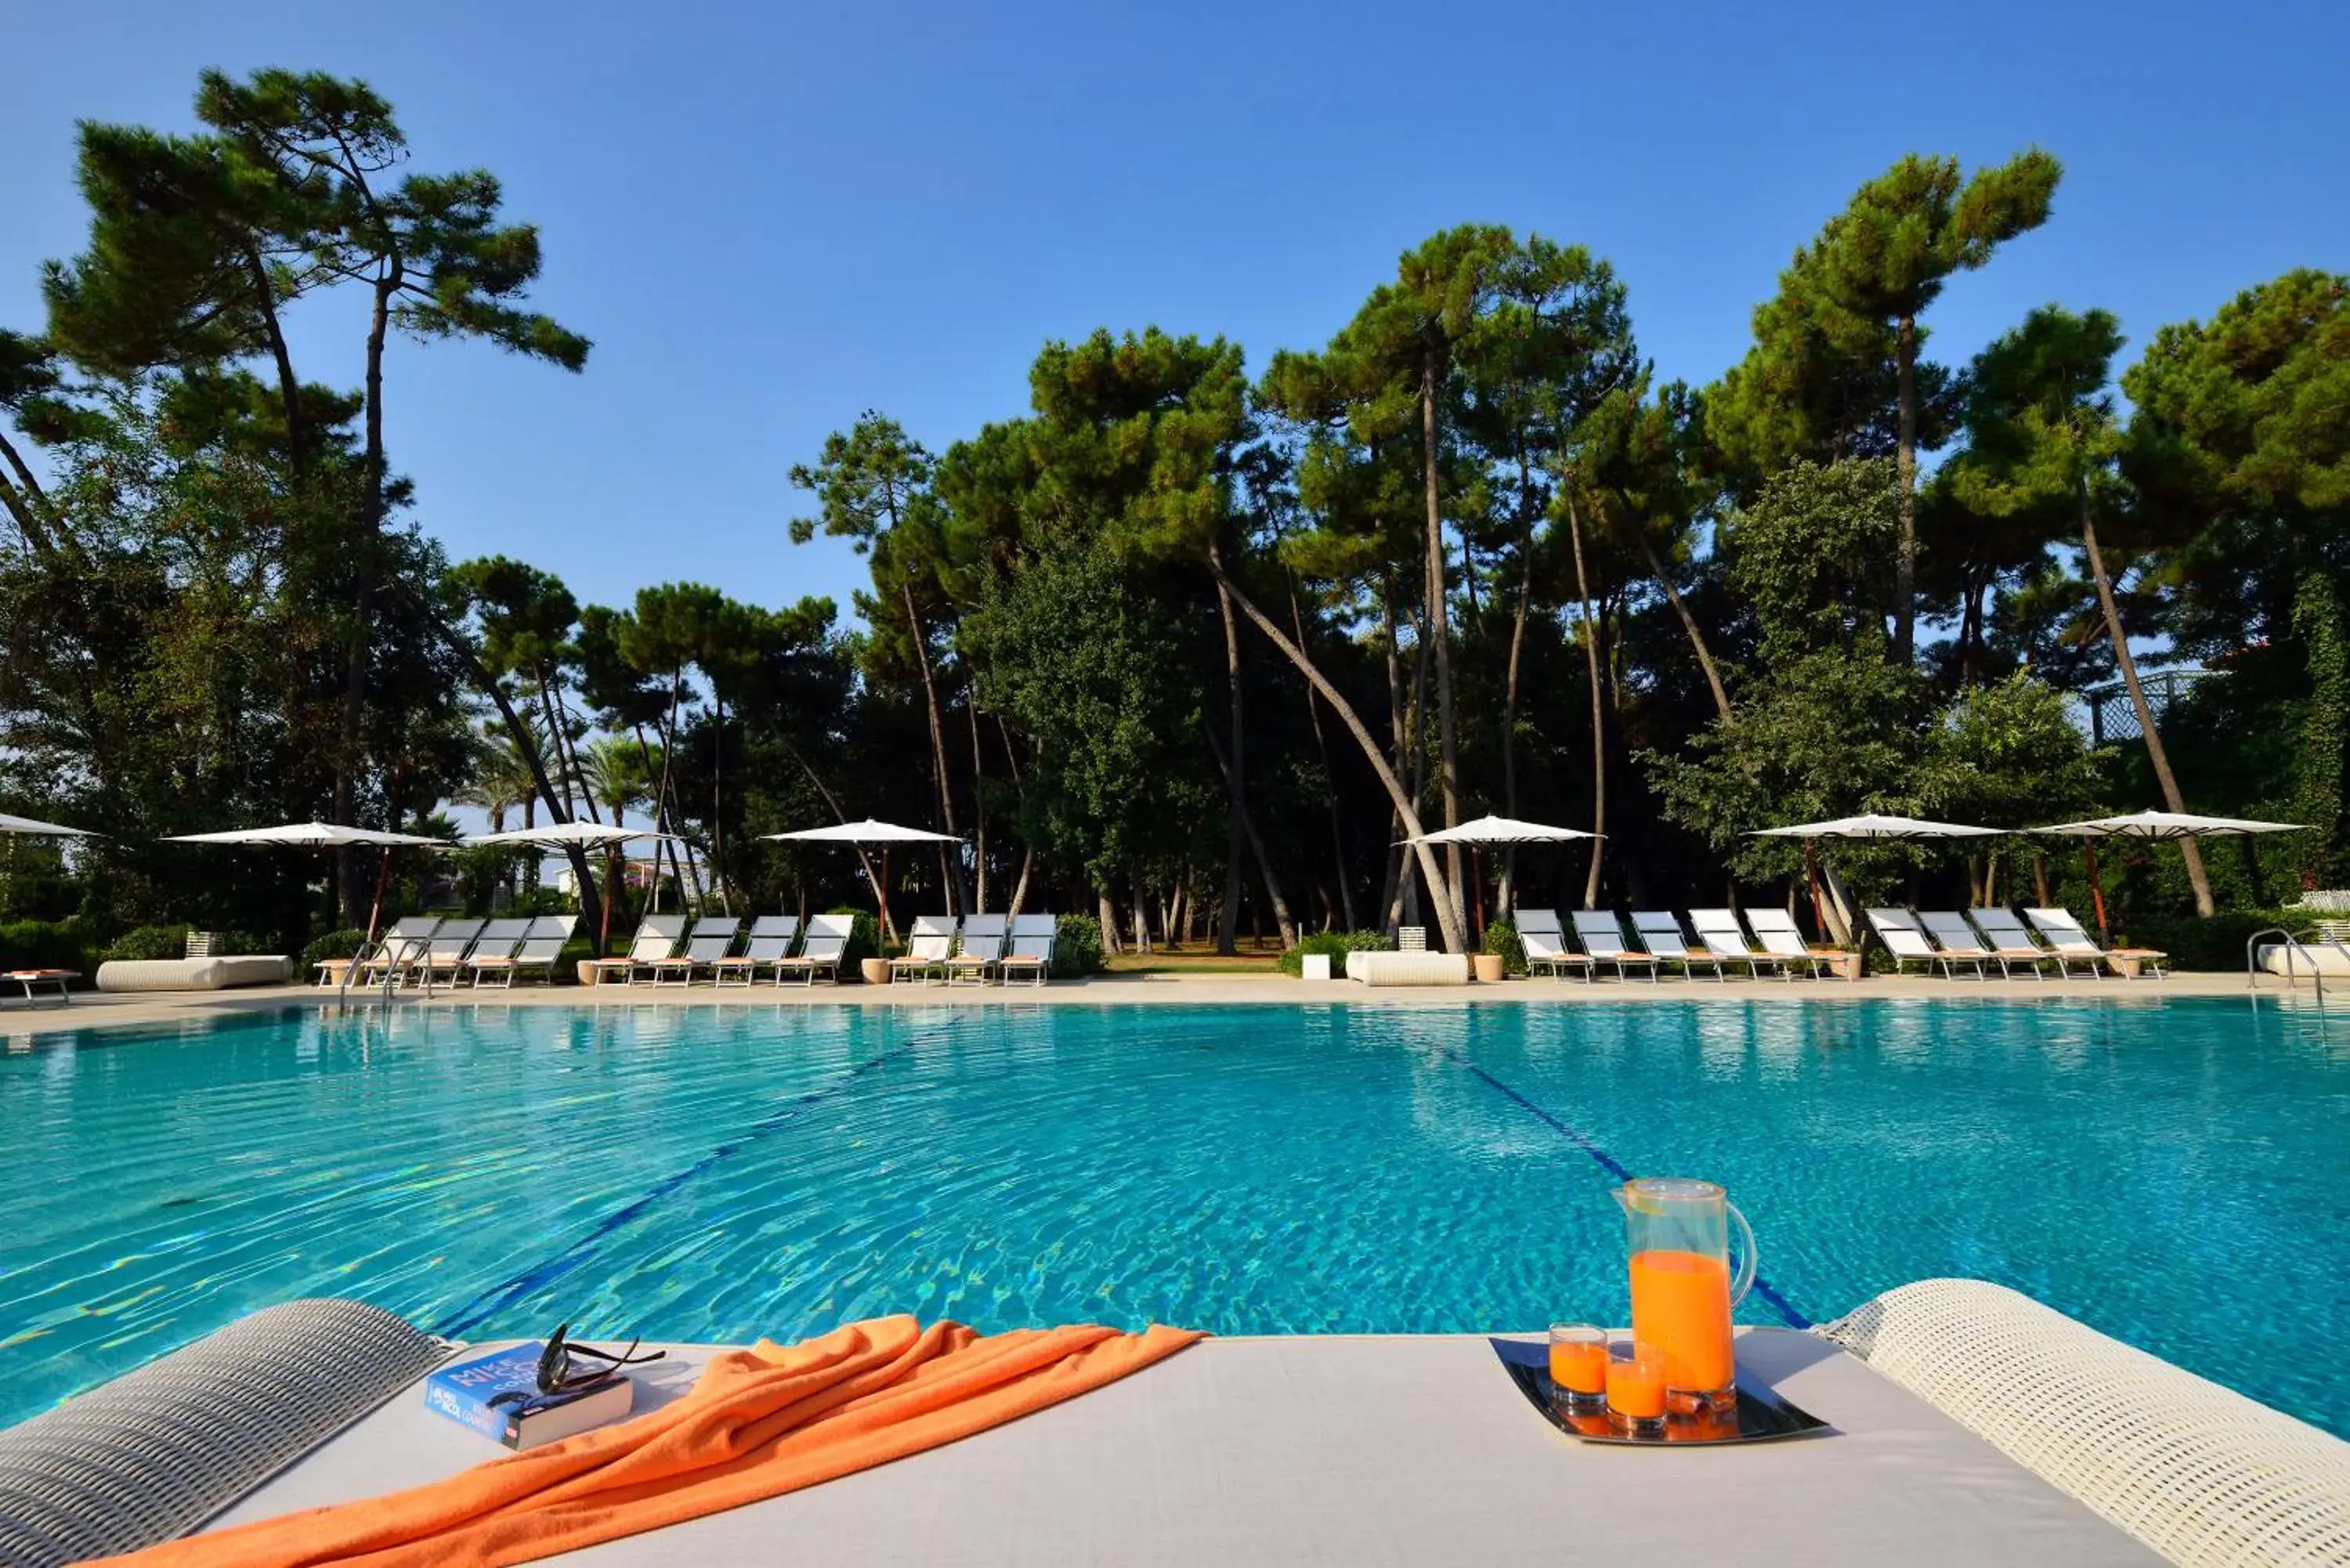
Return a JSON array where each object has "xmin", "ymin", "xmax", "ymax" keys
[{"xmin": 5, "ymin": 0, "xmax": 2345, "ymax": 620}]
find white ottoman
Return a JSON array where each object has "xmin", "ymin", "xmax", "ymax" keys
[{"xmin": 96, "ymin": 956, "xmax": 295, "ymax": 992}]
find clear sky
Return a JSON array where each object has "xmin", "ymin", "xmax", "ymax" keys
[{"xmin": 5, "ymin": 0, "xmax": 2345, "ymax": 621}]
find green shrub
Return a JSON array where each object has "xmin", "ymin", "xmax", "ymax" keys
[
  {"xmin": 0, "ymin": 916, "xmax": 96, "ymax": 981},
  {"xmin": 1278, "ymin": 930, "xmax": 1389, "ymax": 977},
  {"xmin": 97, "ymin": 923, "xmax": 193, "ymax": 963},
  {"xmin": 1051, "ymin": 913, "xmax": 1106, "ymax": 977},
  {"xmin": 830, "ymin": 907, "xmax": 881, "ymax": 973},
  {"xmin": 1483, "ymin": 919, "xmax": 1527, "ymax": 976},
  {"xmin": 301, "ymin": 929, "xmax": 370, "ymax": 973},
  {"xmin": 2119, "ymin": 909, "xmax": 2299, "ymax": 972}
]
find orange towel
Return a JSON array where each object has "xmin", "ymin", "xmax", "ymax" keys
[{"xmin": 92, "ymin": 1316, "xmax": 1201, "ymax": 1568}]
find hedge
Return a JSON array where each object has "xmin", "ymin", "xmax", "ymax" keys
[{"xmin": 1278, "ymin": 930, "xmax": 1389, "ymax": 977}]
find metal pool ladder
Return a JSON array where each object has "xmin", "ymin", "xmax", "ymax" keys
[{"xmin": 2246, "ymin": 926, "xmax": 2334, "ymax": 1003}]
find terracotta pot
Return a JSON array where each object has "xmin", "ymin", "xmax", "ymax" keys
[
  {"xmin": 859, "ymin": 958, "xmax": 890, "ymax": 986},
  {"xmin": 574, "ymin": 959, "xmax": 597, "ymax": 987},
  {"xmin": 1817, "ymin": 949, "xmax": 1862, "ymax": 981},
  {"xmin": 1472, "ymin": 953, "xmax": 1506, "ymax": 984}
]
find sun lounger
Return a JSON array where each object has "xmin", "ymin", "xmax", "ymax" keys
[
  {"xmin": 2026, "ymin": 906, "xmax": 2165, "ymax": 978},
  {"xmin": 405, "ymin": 918, "xmax": 486, "ymax": 988},
  {"xmin": 1633, "ymin": 911, "xmax": 1719, "ymax": 979},
  {"xmin": 2, "ymin": 967, "xmax": 77, "ymax": 1005},
  {"xmin": 1571, "ymin": 910, "xmax": 1664, "ymax": 981},
  {"xmin": 1964, "ymin": 908, "xmax": 2053, "ymax": 980},
  {"xmin": 1912, "ymin": 912, "xmax": 1995, "ymax": 979},
  {"xmin": 586, "ymin": 914, "xmax": 687, "ymax": 986},
  {"xmin": 448, "ymin": 916, "xmax": 529, "ymax": 985},
  {"xmin": 1866, "ymin": 909, "xmax": 1962, "ymax": 977},
  {"xmin": 463, "ymin": 915, "xmax": 577, "ymax": 988},
  {"xmin": 319, "ymin": 916, "xmax": 437, "ymax": 988},
  {"xmin": 649, "ymin": 916, "xmax": 742, "ymax": 986},
  {"xmin": 1743, "ymin": 907, "xmax": 1828, "ymax": 978},
  {"xmin": 773, "ymin": 912, "xmax": 851, "ymax": 985},
  {"xmin": 1510, "ymin": 909, "xmax": 1593, "ymax": 981},
  {"xmin": 711, "ymin": 916, "xmax": 799, "ymax": 987},
  {"xmin": 1688, "ymin": 909, "xmax": 1790, "ymax": 978},
  {"xmin": 945, "ymin": 914, "xmax": 1007, "ymax": 985},
  {"xmin": 995, "ymin": 913, "xmax": 1056, "ymax": 986},
  {"xmin": 890, "ymin": 915, "xmax": 956, "ymax": 985}
]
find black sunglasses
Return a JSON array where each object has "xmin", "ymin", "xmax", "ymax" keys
[{"xmin": 486, "ymin": 1323, "xmax": 665, "ymax": 1413}]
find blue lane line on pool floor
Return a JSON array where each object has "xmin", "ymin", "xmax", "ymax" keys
[
  {"xmin": 1447, "ymin": 1050, "xmax": 1813, "ymax": 1330},
  {"xmin": 437, "ymin": 1036, "xmax": 927, "ymax": 1339}
]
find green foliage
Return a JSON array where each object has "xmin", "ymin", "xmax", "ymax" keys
[
  {"xmin": 301, "ymin": 928, "xmax": 369, "ymax": 970},
  {"xmin": 1278, "ymin": 930, "xmax": 1388, "ymax": 976},
  {"xmin": 1050, "ymin": 913, "xmax": 1107, "ymax": 977},
  {"xmin": 828, "ymin": 906, "xmax": 881, "ymax": 971},
  {"xmin": 2293, "ymin": 570, "xmax": 2348, "ymax": 887},
  {"xmin": 1482, "ymin": 918, "xmax": 1527, "ymax": 976},
  {"xmin": 1720, "ymin": 458, "xmax": 1899, "ymax": 659},
  {"xmin": 0, "ymin": 916, "xmax": 97, "ymax": 978},
  {"xmin": 1918, "ymin": 674, "xmax": 2104, "ymax": 829},
  {"xmin": 2117, "ymin": 910, "xmax": 2301, "ymax": 972},
  {"xmin": 98, "ymin": 923, "xmax": 196, "ymax": 963}
]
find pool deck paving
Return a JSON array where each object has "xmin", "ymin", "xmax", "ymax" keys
[{"xmin": 1, "ymin": 966, "xmax": 2308, "ymax": 1039}]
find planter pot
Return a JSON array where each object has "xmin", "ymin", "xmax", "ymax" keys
[
  {"xmin": 574, "ymin": 959, "xmax": 597, "ymax": 987},
  {"xmin": 1472, "ymin": 954, "xmax": 1506, "ymax": 984},
  {"xmin": 1815, "ymin": 949, "xmax": 1862, "ymax": 982},
  {"xmin": 859, "ymin": 958, "xmax": 890, "ymax": 986}
]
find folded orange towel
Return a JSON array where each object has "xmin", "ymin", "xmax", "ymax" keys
[{"xmin": 93, "ymin": 1316, "xmax": 1201, "ymax": 1568}]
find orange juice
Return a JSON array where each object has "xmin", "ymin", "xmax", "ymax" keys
[
  {"xmin": 1628, "ymin": 1247, "xmax": 1735, "ymax": 1393},
  {"xmin": 1606, "ymin": 1351, "xmax": 1666, "ymax": 1418},
  {"xmin": 1549, "ymin": 1339, "xmax": 1608, "ymax": 1395}
]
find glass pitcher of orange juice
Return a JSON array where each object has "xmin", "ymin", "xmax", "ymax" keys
[{"xmin": 1616, "ymin": 1177, "xmax": 1755, "ymax": 1418}]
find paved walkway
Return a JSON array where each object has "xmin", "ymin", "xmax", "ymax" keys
[{"xmin": 0, "ymin": 967, "xmax": 2303, "ymax": 1039}]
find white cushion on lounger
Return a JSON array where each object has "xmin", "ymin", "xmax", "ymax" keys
[{"xmin": 96, "ymin": 956, "xmax": 292, "ymax": 992}]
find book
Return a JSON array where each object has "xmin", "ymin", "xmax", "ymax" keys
[{"xmin": 424, "ymin": 1342, "xmax": 636, "ymax": 1449}]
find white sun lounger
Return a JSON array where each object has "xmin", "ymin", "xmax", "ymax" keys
[
  {"xmin": 1964, "ymin": 909, "xmax": 2053, "ymax": 980},
  {"xmin": 1914, "ymin": 912, "xmax": 1994, "ymax": 980},
  {"xmin": 996, "ymin": 913, "xmax": 1056, "ymax": 987},
  {"xmin": 2026, "ymin": 906, "xmax": 2166, "ymax": 979},
  {"xmin": 1743, "ymin": 907, "xmax": 1828, "ymax": 978},
  {"xmin": 773, "ymin": 912, "xmax": 851, "ymax": 985},
  {"xmin": 1513, "ymin": 909, "xmax": 1594, "ymax": 982},
  {"xmin": 1688, "ymin": 909, "xmax": 1790, "ymax": 978},
  {"xmin": 1866, "ymin": 909, "xmax": 1959, "ymax": 977},
  {"xmin": 1634, "ymin": 911, "xmax": 1720, "ymax": 980},
  {"xmin": 463, "ymin": 915, "xmax": 577, "ymax": 988},
  {"xmin": 891, "ymin": 916, "xmax": 956, "ymax": 985},
  {"xmin": 586, "ymin": 914, "xmax": 687, "ymax": 987},
  {"xmin": 318, "ymin": 916, "xmax": 437, "ymax": 988},
  {"xmin": 1571, "ymin": 910, "xmax": 1663, "ymax": 981},
  {"xmin": 945, "ymin": 914, "xmax": 1006, "ymax": 985},
  {"xmin": 407, "ymin": 918, "xmax": 486, "ymax": 988},
  {"xmin": 448, "ymin": 916, "xmax": 528, "ymax": 984},
  {"xmin": 711, "ymin": 916, "xmax": 799, "ymax": 987},
  {"xmin": 650, "ymin": 916, "xmax": 743, "ymax": 987}
]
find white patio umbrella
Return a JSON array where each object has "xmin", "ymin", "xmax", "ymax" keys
[
  {"xmin": 761, "ymin": 819, "xmax": 964, "ymax": 943},
  {"xmin": 465, "ymin": 822, "xmax": 686, "ymax": 947},
  {"xmin": 164, "ymin": 821, "xmax": 455, "ymax": 941},
  {"xmin": 1748, "ymin": 815, "xmax": 2007, "ymax": 944},
  {"xmin": 0, "ymin": 811, "xmax": 97, "ymax": 837},
  {"xmin": 2026, "ymin": 810, "xmax": 2305, "ymax": 939},
  {"xmin": 1401, "ymin": 813, "xmax": 1596, "ymax": 845}
]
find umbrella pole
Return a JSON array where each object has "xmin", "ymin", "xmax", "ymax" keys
[
  {"xmin": 1803, "ymin": 840, "xmax": 1826, "ymax": 940},
  {"xmin": 2083, "ymin": 843, "xmax": 2110, "ymax": 945},
  {"xmin": 364, "ymin": 849, "xmax": 393, "ymax": 944},
  {"xmin": 874, "ymin": 847, "xmax": 893, "ymax": 951}
]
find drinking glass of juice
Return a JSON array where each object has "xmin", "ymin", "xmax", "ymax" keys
[
  {"xmin": 1546, "ymin": 1324, "xmax": 1607, "ymax": 1411},
  {"xmin": 1606, "ymin": 1340, "xmax": 1668, "ymax": 1436}
]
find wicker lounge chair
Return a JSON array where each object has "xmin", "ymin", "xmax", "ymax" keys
[
  {"xmin": 1571, "ymin": 910, "xmax": 1663, "ymax": 981},
  {"xmin": 711, "ymin": 916, "xmax": 798, "ymax": 988}
]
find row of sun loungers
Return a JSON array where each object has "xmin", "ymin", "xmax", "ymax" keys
[
  {"xmin": 314, "ymin": 915, "xmax": 580, "ymax": 990},
  {"xmin": 1512, "ymin": 905, "xmax": 2161, "ymax": 981}
]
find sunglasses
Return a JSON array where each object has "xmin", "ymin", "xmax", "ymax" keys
[{"xmin": 486, "ymin": 1324, "xmax": 666, "ymax": 1414}]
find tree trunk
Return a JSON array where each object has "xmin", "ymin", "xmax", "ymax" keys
[
  {"xmin": 1215, "ymin": 578, "xmax": 1246, "ymax": 955},
  {"xmin": 244, "ymin": 247, "xmax": 307, "ymax": 480},
  {"xmin": 1377, "ymin": 577, "xmax": 1408, "ymax": 927},
  {"xmin": 1893, "ymin": 312, "xmax": 1919, "ymax": 666},
  {"xmin": 1499, "ymin": 503, "xmax": 1535, "ymax": 913},
  {"xmin": 966, "ymin": 690, "xmax": 989, "ymax": 912},
  {"xmin": 1288, "ymin": 571, "xmax": 1356, "ymax": 930},
  {"xmin": 1204, "ymin": 717, "xmax": 1298, "ymax": 947},
  {"xmin": 710, "ymin": 688, "xmax": 730, "ymax": 912},
  {"xmin": 1006, "ymin": 846, "xmax": 1035, "ymax": 920},
  {"xmin": 901, "ymin": 581, "xmax": 968, "ymax": 916},
  {"xmin": 332, "ymin": 267, "xmax": 401, "ymax": 925},
  {"xmin": 1419, "ymin": 350, "xmax": 1465, "ymax": 937},
  {"xmin": 1638, "ymin": 533, "xmax": 1733, "ymax": 724},
  {"xmin": 1209, "ymin": 544, "xmax": 1466, "ymax": 953},
  {"xmin": 457, "ymin": 639, "xmax": 603, "ymax": 948},
  {"xmin": 1097, "ymin": 888, "xmax": 1121, "ymax": 956},
  {"xmin": 1564, "ymin": 491, "xmax": 1607, "ymax": 907},
  {"xmin": 2078, "ymin": 479, "xmax": 2213, "ymax": 916}
]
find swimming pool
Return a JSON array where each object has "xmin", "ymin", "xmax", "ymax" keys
[{"xmin": 2, "ymin": 998, "xmax": 2344, "ymax": 1435}]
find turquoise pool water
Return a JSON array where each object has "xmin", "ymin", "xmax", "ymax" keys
[{"xmin": 2, "ymin": 999, "xmax": 2345, "ymax": 1435}]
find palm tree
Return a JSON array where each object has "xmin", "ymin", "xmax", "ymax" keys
[
  {"xmin": 577, "ymin": 736, "xmax": 653, "ymax": 829},
  {"xmin": 457, "ymin": 720, "xmax": 540, "ymax": 834}
]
